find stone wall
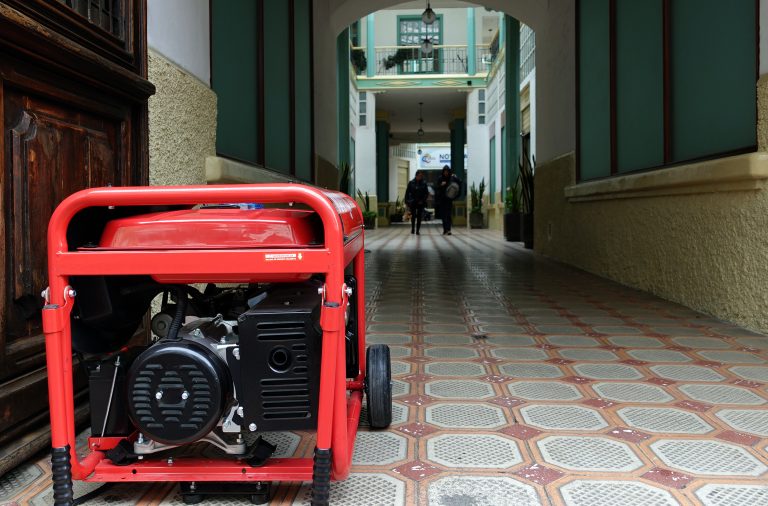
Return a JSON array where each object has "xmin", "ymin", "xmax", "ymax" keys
[{"xmin": 148, "ymin": 49, "xmax": 216, "ymax": 186}]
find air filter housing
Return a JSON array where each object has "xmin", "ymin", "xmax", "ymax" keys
[{"xmin": 237, "ymin": 285, "xmax": 322, "ymax": 431}]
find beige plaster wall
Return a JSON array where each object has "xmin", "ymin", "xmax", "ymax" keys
[
  {"xmin": 535, "ymin": 149, "xmax": 768, "ymax": 333},
  {"xmin": 148, "ymin": 49, "xmax": 216, "ymax": 186}
]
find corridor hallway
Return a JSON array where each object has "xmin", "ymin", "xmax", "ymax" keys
[{"xmin": 4, "ymin": 226, "xmax": 768, "ymax": 505}]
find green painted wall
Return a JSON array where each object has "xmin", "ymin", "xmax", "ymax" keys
[
  {"xmin": 671, "ymin": 0, "xmax": 757, "ymax": 161},
  {"xmin": 578, "ymin": 0, "xmax": 611, "ymax": 180},
  {"xmin": 578, "ymin": 0, "xmax": 757, "ymax": 180},
  {"xmin": 501, "ymin": 126, "xmax": 506, "ymax": 194},
  {"xmin": 376, "ymin": 121, "xmax": 390, "ymax": 202},
  {"xmin": 504, "ymin": 16, "xmax": 521, "ymax": 193},
  {"xmin": 337, "ymin": 29, "xmax": 350, "ymax": 167},
  {"xmin": 211, "ymin": 0, "xmax": 314, "ymax": 179},
  {"xmin": 489, "ymin": 136, "xmax": 496, "ymax": 203},
  {"xmin": 293, "ymin": 0, "xmax": 313, "ymax": 180},
  {"xmin": 616, "ymin": 0, "xmax": 663, "ymax": 173},
  {"xmin": 263, "ymin": 0, "xmax": 291, "ymax": 173},
  {"xmin": 366, "ymin": 15, "xmax": 376, "ymax": 78},
  {"xmin": 211, "ymin": 0, "xmax": 259, "ymax": 164}
]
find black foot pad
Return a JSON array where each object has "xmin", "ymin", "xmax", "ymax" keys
[{"xmin": 180, "ymin": 481, "xmax": 271, "ymax": 505}]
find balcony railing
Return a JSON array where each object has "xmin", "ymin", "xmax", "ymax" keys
[{"xmin": 353, "ymin": 44, "xmax": 491, "ymax": 77}]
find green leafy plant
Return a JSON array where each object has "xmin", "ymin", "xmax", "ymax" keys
[
  {"xmin": 504, "ymin": 178, "xmax": 521, "ymax": 213},
  {"xmin": 356, "ymin": 189, "xmax": 377, "ymax": 219},
  {"xmin": 382, "ymin": 47, "xmax": 419, "ymax": 70},
  {"xmin": 389, "ymin": 197, "xmax": 405, "ymax": 222},
  {"xmin": 339, "ymin": 162, "xmax": 351, "ymax": 195},
  {"xmin": 470, "ymin": 178, "xmax": 486, "ymax": 213},
  {"xmin": 519, "ymin": 150, "xmax": 535, "ymax": 214},
  {"xmin": 395, "ymin": 197, "xmax": 406, "ymax": 214},
  {"xmin": 351, "ymin": 49, "xmax": 367, "ymax": 74}
]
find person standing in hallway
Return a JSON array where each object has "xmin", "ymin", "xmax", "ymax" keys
[
  {"xmin": 435, "ymin": 165, "xmax": 461, "ymax": 235},
  {"xmin": 405, "ymin": 170, "xmax": 429, "ymax": 235}
]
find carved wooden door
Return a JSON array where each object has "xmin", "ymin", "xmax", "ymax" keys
[
  {"xmin": 0, "ymin": 89, "xmax": 129, "ymax": 446},
  {"xmin": 0, "ymin": 0, "xmax": 152, "ymax": 467}
]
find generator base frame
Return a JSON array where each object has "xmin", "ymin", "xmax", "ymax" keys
[{"xmin": 42, "ymin": 184, "xmax": 368, "ymax": 505}]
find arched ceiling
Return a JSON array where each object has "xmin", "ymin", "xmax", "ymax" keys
[{"xmin": 329, "ymin": 0, "xmax": 544, "ymax": 35}]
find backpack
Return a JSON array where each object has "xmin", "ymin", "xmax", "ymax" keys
[{"xmin": 445, "ymin": 181, "xmax": 460, "ymax": 200}]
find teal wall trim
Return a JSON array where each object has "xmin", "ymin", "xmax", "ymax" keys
[
  {"xmin": 499, "ymin": 12, "xmax": 505, "ymax": 45},
  {"xmin": 467, "ymin": 8, "xmax": 476, "ymax": 76},
  {"xmin": 489, "ymin": 136, "xmax": 496, "ymax": 203},
  {"xmin": 376, "ymin": 121, "xmax": 390, "ymax": 201},
  {"xmin": 366, "ymin": 14, "xmax": 376, "ymax": 78},
  {"xmin": 450, "ymin": 118, "xmax": 466, "ymax": 196},
  {"xmin": 337, "ymin": 28, "xmax": 350, "ymax": 167},
  {"xmin": 504, "ymin": 15, "xmax": 521, "ymax": 196},
  {"xmin": 356, "ymin": 76, "xmax": 487, "ymax": 90}
]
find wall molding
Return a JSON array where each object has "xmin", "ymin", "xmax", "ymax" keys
[
  {"xmin": 565, "ymin": 152, "xmax": 768, "ymax": 202},
  {"xmin": 206, "ymin": 156, "xmax": 296, "ymax": 184}
]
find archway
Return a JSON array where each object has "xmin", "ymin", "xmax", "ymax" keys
[{"xmin": 311, "ymin": 0, "xmax": 575, "ymax": 172}]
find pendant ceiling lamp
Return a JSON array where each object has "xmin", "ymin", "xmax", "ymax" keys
[
  {"xmin": 417, "ymin": 102, "xmax": 425, "ymax": 137},
  {"xmin": 422, "ymin": 1, "xmax": 437, "ymax": 25},
  {"xmin": 421, "ymin": 37, "xmax": 433, "ymax": 54}
]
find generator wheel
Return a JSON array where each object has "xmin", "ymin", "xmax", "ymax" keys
[{"xmin": 365, "ymin": 344, "xmax": 392, "ymax": 429}]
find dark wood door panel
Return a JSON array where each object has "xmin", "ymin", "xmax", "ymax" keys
[
  {"xmin": 0, "ymin": 0, "xmax": 149, "ymax": 470},
  {"xmin": 2, "ymin": 88, "xmax": 126, "ymax": 382}
]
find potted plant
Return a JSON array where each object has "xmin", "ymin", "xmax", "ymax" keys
[
  {"xmin": 338, "ymin": 162, "xmax": 351, "ymax": 195},
  {"xmin": 469, "ymin": 178, "xmax": 486, "ymax": 229},
  {"xmin": 351, "ymin": 49, "xmax": 367, "ymax": 74},
  {"xmin": 504, "ymin": 179, "xmax": 522, "ymax": 242},
  {"xmin": 389, "ymin": 197, "xmax": 405, "ymax": 223},
  {"xmin": 382, "ymin": 47, "xmax": 418, "ymax": 70},
  {"xmin": 357, "ymin": 189, "xmax": 377, "ymax": 229},
  {"xmin": 519, "ymin": 151, "xmax": 535, "ymax": 249}
]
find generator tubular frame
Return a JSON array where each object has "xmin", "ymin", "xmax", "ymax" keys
[{"xmin": 42, "ymin": 184, "xmax": 366, "ymax": 494}]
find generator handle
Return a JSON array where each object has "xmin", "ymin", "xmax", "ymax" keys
[
  {"xmin": 47, "ymin": 183, "xmax": 353, "ymax": 286},
  {"xmin": 44, "ymin": 184, "xmax": 354, "ymax": 479}
]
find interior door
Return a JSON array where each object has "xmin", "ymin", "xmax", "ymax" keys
[{"xmin": 397, "ymin": 160, "xmax": 409, "ymax": 202}]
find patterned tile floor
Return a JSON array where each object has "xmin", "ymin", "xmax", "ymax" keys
[{"xmin": 4, "ymin": 224, "xmax": 768, "ymax": 505}]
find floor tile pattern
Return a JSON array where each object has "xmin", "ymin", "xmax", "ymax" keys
[{"xmin": 3, "ymin": 225, "xmax": 768, "ymax": 505}]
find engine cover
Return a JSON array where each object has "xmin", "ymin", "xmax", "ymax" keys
[{"xmin": 127, "ymin": 340, "xmax": 231, "ymax": 445}]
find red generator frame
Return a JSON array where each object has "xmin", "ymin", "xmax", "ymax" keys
[{"xmin": 42, "ymin": 184, "xmax": 371, "ymax": 505}]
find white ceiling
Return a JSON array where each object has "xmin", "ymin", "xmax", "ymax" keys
[
  {"xmin": 375, "ymin": 88, "xmax": 469, "ymax": 140},
  {"xmin": 384, "ymin": 1, "xmax": 492, "ymax": 10}
]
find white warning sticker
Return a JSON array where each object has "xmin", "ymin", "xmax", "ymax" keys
[{"xmin": 264, "ymin": 253, "xmax": 299, "ymax": 262}]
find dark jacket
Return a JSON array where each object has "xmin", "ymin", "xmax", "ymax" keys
[
  {"xmin": 405, "ymin": 179, "xmax": 428, "ymax": 208},
  {"xmin": 435, "ymin": 173, "xmax": 462, "ymax": 206}
]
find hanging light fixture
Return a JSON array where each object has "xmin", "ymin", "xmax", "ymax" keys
[
  {"xmin": 422, "ymin": 1, "xmax": 437, "ymax": 25},
  {"xmin": 417, "ymin": 102, "xmax": 425, "ymax": 137},
  {"xmin": 420, "ymin": 37, "xmax": 433, "ymax": 54}
]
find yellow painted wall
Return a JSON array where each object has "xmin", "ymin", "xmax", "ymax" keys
[
  {"xmin": 148, "ymin": 50, "xmax": 217, "ymax": 186},
  {"xmin": 536, "ymin": 147, "xmax": 768, "ymax": 334}
]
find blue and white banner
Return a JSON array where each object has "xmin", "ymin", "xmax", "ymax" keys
[{"xmin": 418, "ymin": 146, "xmax": 468, "ymax": 169}]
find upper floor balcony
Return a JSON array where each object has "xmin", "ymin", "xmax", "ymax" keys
[{"xmin": 353, "ymin": 44, "xmax": 496, "ymax": 77}]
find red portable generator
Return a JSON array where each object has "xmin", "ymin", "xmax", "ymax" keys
[{"xmin": 41, "ymin": 184, "xmax": 392, "ymax": 506}]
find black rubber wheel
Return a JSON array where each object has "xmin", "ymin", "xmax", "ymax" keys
[
  {"xmin": 365, "ymin": 344, "xmax": 392, "ymax": 429},
  {"xmin": 182, "ymin": 494, "xmax": 203, "ymax": 505}
]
